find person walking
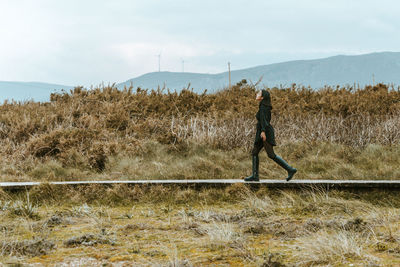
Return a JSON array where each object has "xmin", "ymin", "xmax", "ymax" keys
[{"xmin": 244, "ymin": 89, "xmax": 297, "ymax": 182}]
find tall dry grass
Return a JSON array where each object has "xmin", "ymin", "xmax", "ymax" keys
[
  {"xmin": 2, "ymin": 185, "xmax": 398, "ymax": 265},
  {"xmin": 0, "ymin": 82, "xmax": 399, "ymax": 180}
]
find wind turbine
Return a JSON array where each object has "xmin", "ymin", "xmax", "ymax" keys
[
  {"xmin": 181, "ymin": 58, "xmax": 185, "ymax": 73},
  {"xmin": 155, "ymin": 51, "xmax": 161, "ymax": 72},
  {"xmin": 228, "ymin": 62, "xmax": 231, "ymax": 88}
]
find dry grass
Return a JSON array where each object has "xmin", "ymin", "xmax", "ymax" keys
[
  {"xmin": 2, "ymin": 83, "xmax": 400, "ymax": 265},
  {"xmin": 171, "ymin": 112, "xmax": 400, "ymax": 149},
  {"xmin": 1, "ymin": 186, "xmax": 400, "ymax": 266},
  {"xmin": 1, "ymin": 141, "xmax": 400, "ymax": 182},
  {"xmin": 289, "ymin": 229, "xmax": 377, "ymax": 266},
  {"xmin": 202, "ymin": 222, "xmax": 242, "ymax": 246},
  {"xmin": 0, "ymin": 239, "xmax": 55, "ymax": 257},
  {"xmin": 0, "ymin": 83, "xmax": 399, "ymax": 181}
]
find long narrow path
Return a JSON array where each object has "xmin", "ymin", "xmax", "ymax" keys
[{"xmin": 1, "ymin": 179, "xmax": 400, "ymax": 190}]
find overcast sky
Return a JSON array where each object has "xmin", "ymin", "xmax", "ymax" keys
[{"xmin": 0, "ymin": 0, "xmax": 399, "ymax": 87}]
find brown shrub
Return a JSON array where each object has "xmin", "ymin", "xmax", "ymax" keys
[{"xmin": 1, "ymin": 82, "xmax": 399, "ymax": 176}]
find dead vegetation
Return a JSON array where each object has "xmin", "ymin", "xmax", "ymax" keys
[
  {"xmin": 1, "ymin": 83, "xmax": 400, "ymax": 265},
  {"xmin": 0, "ymin": 83, "xmax": 399, "ymax": 181},
  {"xmin": 0, "ymin": 185, "xmax": 400, "ymax": 265},
  {"xmin": 0, "ymin": 239, "xmax": 55, "ymax": 257},
  {"xmin": 64, "ymin": 233, "xmax": 116, "ymax": 247}
]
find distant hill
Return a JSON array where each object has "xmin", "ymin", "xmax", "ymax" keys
[
  {"xmin": 118, "ymin": 52, "xmax": 400, "ymax": 93},
  {"xmin": 0, "ymin": 82, "xmax": 73, "ymax": 102},
  {"xmin": 1, "ymin": 52, "xmax": 400, "ymax": 102}
]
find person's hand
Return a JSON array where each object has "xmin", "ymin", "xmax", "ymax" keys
[{"xmin": 260, "ymin": 131, "xmax": 266, "ymax": 142}]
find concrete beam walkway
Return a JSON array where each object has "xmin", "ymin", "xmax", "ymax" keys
[{"xmin": 1, "ymin": 179, "xmax": 400, "ymax": 190}]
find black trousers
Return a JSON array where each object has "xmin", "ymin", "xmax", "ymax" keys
[{"xmin": 252, "ymin": 139, "xmax": 276, "ymax": 159}]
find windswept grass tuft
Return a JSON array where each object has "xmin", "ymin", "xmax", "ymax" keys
[
  {"xmin": 0, "ymin": 238, "xmax": 55, "ymax": 257},
  {"xmin": 289, "ymin": 230, "xmax": 378, "ymax": 266}
]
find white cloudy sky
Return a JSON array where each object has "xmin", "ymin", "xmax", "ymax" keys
[{"xmin": 0, "ymin": 0, "xmax": 399, "ymax": 86}]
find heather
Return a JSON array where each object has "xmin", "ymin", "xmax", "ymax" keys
[{"xmin": 0, "ymin": 82, "xmax": 399, "ymax": 181}]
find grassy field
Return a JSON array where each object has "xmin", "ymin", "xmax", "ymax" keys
[
  {"xmin": 0, "ymin": 82, "xmax": 399, "ymax": 181},
  {"xmin": 1, "ymin": 83, "xmax": 400, "ymax": 265},
  {"xmin": 4, "ymin": 141, "xmax": 399, "ymax": 182},
  {"xmin": 1, "ymin": 185, "xmax": 400, "ymax": 266}
]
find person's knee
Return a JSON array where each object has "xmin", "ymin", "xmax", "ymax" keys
[
  {"xmin": 252, "ymin": 143, "xmax": 262, "ymax": 156},
  {"xmin": 265, "ymin": 146, "xmax": 276, "ymax": 159},
  {"xmin": 267, "ymin": 151, "xmax": 276, "ymax": 159},
  {"xmin": 263, "ymin": 142, "xmax": 276, "ymax": 159},
  {"xmin": 251, "ymin": 148, "xmax": 259, "ymax": 156}
]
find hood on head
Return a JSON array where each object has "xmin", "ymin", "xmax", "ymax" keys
[{"xmin": 260, "ymin": 89, "xmax": 271, "ymax": 107}]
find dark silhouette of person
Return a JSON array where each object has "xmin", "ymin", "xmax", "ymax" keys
[{"xmin": 244, "ymin": 89, "xmax": 297, "ymax": 182}]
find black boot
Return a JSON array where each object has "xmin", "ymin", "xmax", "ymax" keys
[
  {"xmin": 244, "ymin": 155, "xmax": 259, "ymax": 182},
  {"xmin": 272, "ymin": 155, "xmax": 297, "ymax": 181}
]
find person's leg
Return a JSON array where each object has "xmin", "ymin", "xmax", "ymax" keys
[
  {"xmin": 244, "ymin": 142, "xmax": 262, "ymax": 181},
  {"xmin": 263, "ymin": 141, "xmax": 277, "ymax": 159},
  {"xmin": 263, "ymin": 141, "xmax": 297, "ymax": 181}
]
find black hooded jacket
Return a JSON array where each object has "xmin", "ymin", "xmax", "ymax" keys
[
  {"xmin": 255, "ymin": 90, "xmax": 276, "ymax": 146},
  {"xmin": 256, "ymin": 90, "xmax": 272, "ymax": 132}
]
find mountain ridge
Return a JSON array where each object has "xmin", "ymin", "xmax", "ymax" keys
[
  {"xmin": 118, "ymin": 51, "xmax": 400, "ymax": 92},
  {"xmin": 0, "ymin": 81, "xmax": 73, "ymax": 102},
  {"xmin": 1, "ymin": 52, "xmax": 400, "ymax": 102}
]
